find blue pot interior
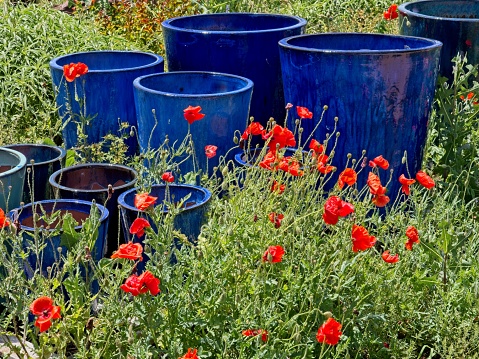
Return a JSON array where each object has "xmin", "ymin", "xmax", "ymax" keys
[
  {"xmin": 403, "ymin": 1, "xmax": 479, "ymax": 19},
  {"xmin": 5, "ymin": 145, "xmax": 65, "ymax": 166}
]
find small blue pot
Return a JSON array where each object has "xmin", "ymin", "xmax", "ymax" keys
[
  {"xmin": 0, "ymin": 147, "xmax": 26, "ymax": 211},
  {"xmin": 118, "ymin": 184, "xmax": 211, "ymax": 269},
  {"xmin": 10, "ymin": 199, "xmax": 109, "ymax": 278},
  {"xmin": 162, "ymin": 13, "xmax": 306, "ymax": 128},
  {"xmin": 279, "ymin": 33, "xmax": 442, "ymax": 202},
  {"xmin": 399, "ymin": 0, "xmax": 479, "ymax": 79},
  {"xmin": 4, "ymin": 144, "xmax": 66, "ymax": 203},
  {"xmin": 49, "ymin": 163, "xmax": 138, "ymax": 255},
  {"xmin": 50, "ymin": 51, "xmax": 164, "ymax": 154},
  {"xmin": 133, "ymin": 71, "xmax": 253, "ymax": 176}
]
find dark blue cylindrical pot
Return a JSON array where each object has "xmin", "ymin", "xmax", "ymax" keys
[
  {"xmin": 49, "ymin": 163, "xmax": 138, "ymax": 255},
  {"xmin": 49, "ymin": 51, "xmax": 164, "ymax": 154},
  {"xmin": 399, "ymin": 1, "xmax": 479, "ymax": 79},
  {"xmin": 10, "ymin": 199, "xmax": 109, "ymax": 278},
  {"xmin": 0, "ymin": 147, "xmax": 26, "ymax": 211},
  {"xmin": 279, "ymin": 33, "xmax": 442, "ymax": 201},
  {"xmin": 162, "ymin": 13, "xmax": 306, "ymax": 128},
  {"xmin": 4, "ymin": 144, "xmax": 66, "ymax": 203},
  {"xmin": 133, "ymin": 71, "xmax": 253, "ymax": 176}
]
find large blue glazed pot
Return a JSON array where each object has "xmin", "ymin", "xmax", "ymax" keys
[
  {"xmin": 49, "ymin": 163, "xmax": 138, "ymax": 255},
  {"xmin": 279, "ymin": 33, "xmax": 442, "ymax": 202},
  {"xmin": 4, "ymin": 144, "xmax": 66, "ymax": 203},
  {"xmin": 10, "ymin": 199, "xmax": 109, "ymax": 278},
  {"xmin": 162, "ymin": 13, "xmax": 307, "ymax": 128},
  {"xmin": 118, "ymin": 184, "xmax": 211, "ymax": 269},
  {"xmin": 0, "ymin": 147, "xmax": 26, "ymax": 211},
  {"xmin": 49, "ymin": 51, "xmax": 164, "ymax": 154},
  {"xmin": 133, "ymin": 71, "xmax": 253, "ymax": 176},
  {"xmin": 399, "ymin": 1, "xmax": 479, "ymax": 79}
]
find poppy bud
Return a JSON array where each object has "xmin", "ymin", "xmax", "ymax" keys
[
  {"xmin": 233, "ymin": 136, "xmax": 239, "ymax": 144},
  {"xmin": 336, "ymin": 132, "xmax": 340, "ymax": 137},
  {"xmin": 57, "ymin": 247, "xmax": 62, "ymax": 254},
  {"xmin": 221, "ymin": 167, "xmax": 229, "ymax": 176},
  {"xmin": 347, "ymin": 153, "xmax": 352, "ymax": 158},
  {"xmin": 351, "ymin": 159, "xmax": 356, "ymax": 165},
  {"xmin": 27, "ymin": 167, "xmax": 31, "ymax": 173},
  {"xmin": 323, "ymin": 311, "xmax": 333, "ymax": 318},
  {"xmin": 129, "ymin": 129, "xmax": 134, "ymax": 137},
  {"xmin": 323, "ymin": 105, "xmax": 328, "ymax": 110},
  {"xmin": 334, "ymin": 116, "xmax": 338, "ymax": 122}
]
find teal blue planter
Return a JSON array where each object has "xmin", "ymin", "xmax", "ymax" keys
[{"xmin": 0, "ymin": 147, "xmax": 27, "ymax": 211}]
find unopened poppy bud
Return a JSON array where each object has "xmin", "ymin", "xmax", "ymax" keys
[
  {"xmin": 27, "ymin": 167, "xmax": 31, "ymax": 173},
  {"xmin": 285, "ymin": 103, "xmax": 293, "ymax": 110},
  {"xmin": 323, "ymin": 105, "xmax": 328, "ymax": 110},
  {"xmin": 330, "ymin": 150, "xmax": 335, "ymax": 158},
  {"xmin": 334, "ymin": 116, "xmax": 339, "ymax": 122},
  {"xmin": 30, "ymin": 159, "xmax": 35, "ymax": 165},
  {"xmin": 298, "ymin": 128, "xmax": 303, "ymax": 134},
  {"xmin": 233, "ymin": 136, "xmax": 239, "ymax": 144},
  {"xmin": 164, "ymin": 135, "xmax": 169, "ymax": 144},
  {"xmin": 213, "ymin": 166, "xmax": 218, "ymax": 172},
  {"xmin": 129, "ymin": 129, "xmax": 134, "ymax": 137},
  {"xmin": 402, "ymin": 156, "xmax": 406, "ymax": 164},
  {"xmin": 347, "ymin": 153, "xmax": 352, "ymax": 158},
  {"xmin": 336, "ymin": 132, "xmax": 340, "ymax": 137},
  {"xmin": 221, "ymin": 181, "xmax": 228, "ymax": 191},
  {"xmin": 221, "ymin": 167, "xmax": 229, "ymax": 176},
  {"xmin": 295, "ymin": 119, "xmax": 300, "ymax": 126},
  {"xmin": 362, "ymin": 149, "xmax": 367, "ymax": 155},
  {"xmin": 351, "ymin": 159, "xmax": 356, "ymax": 165},
  {"xmin": 151, "ymin": 109, "xmax": 156, "ymax": 115},
  {"xmin": 249, "ymin": 116, "xmax": 254, "ymax": 123},
  {"xmin": 323, "ymin": 311, "xmax": 333, "ymax": 319},
  {"xmin": 57, "ymin": 247, "xmax": 62, "ymax": 254}
]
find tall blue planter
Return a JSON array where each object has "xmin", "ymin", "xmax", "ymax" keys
[
  {"xmin": 4, "ymin": 144, "xmax": 66, "ymax": 203},
  {"xmin": 399, "ymin": 1, "xmax": 479, "ymax": 79},
  {"xmin": 9, "ymin": 199, "xmax": 109, "ymax": 278},
  {"xmin": 0, "ymin": 147, "xmax": 26, "ymax": 211},
  {"xmin": 279, "ymin": 33, "xmax": 442, "ymax": 201},
  {"xmin": 49, "ymin": 51, "xmax": 164, "ymax": 154},
  {"xmin": 162, "ymin": 13, "xmax": 306, "ymax": 127},
  {"xmin": 133, "ymin": 71, "xmax": 253, "ymax": 176}
]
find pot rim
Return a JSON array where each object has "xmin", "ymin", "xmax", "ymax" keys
[
  {"xmin": 162, "ymin": 12, "xmax": 307, "ymax": 35},
  {"xmin": 118, "ymin": 183, "xmax": 212, "ymax": 214},
  {"xmin": 49, "ymin": 163, "xmax": 139, "ymax": 194},
  {"xmin": 9, "ymin": 199, "xmax": 109, "ymax": 231},
  {"xmin": 0, "ymin": 147, "xmax": 27, "ymax": 178},
  {"xmin": 399, "ymin": 1, "xmax": 479, "ymax": 23},
  {"xmin": 133, "ymin": 71, "xmax": 254, "ymax": 98},
  {"xmin": 49, "ymin": 50, "xmax": 164, "ymax": 74},
  {"xmin": 4, "ymin": 144, "xmax": 66, "ymax": 167},
  {"xmin": 279, "ymin": 32, "xmax": 443, "ymax": 54}
]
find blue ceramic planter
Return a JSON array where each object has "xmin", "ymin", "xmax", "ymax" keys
[
  {"xmin": 49, "ymin": 163, "xmax": 138, "ymax": 255},
  {"xmin": 279, "ymin": 33, "xmax": 442, "ymax": 201},
  {"xmin": 399, "ymin": 1, "xmax": 479, "ymax": 79},
  {"xmin": 118, "ymin": 184, "xmax": 211, "ymax": 268},
  {"xmin": 0, "ymin": 147, "xmax": 26, "ymax": 211},
  {"xmin": 49, "ymin": 51, "xmax": 164, "ymax": 154},
  {"xmin": 10, "ymin": 199, "xmax": 109, "ymax": 278},
  {"xmin": 133, "ymin": 71, "xmax": 253, "ymax": 176},
  {"xmin": 162, "ymin": 13, "xmax": 306, "ymax": 128},
  {"xmin": 4, "ymin": 144, "xmax": 66, "ymax": 203}
]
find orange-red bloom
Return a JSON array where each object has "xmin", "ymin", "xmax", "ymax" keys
[
  {"xmin": 30, "ymin": 296, "xmax": 61, "ymax": 332},
  {"xmin": 381, "ymin": 250, "xmax": 399, "ymax": 264},
  {"xmin": 183, "ymin": 105, "xmax": 205, "ymax": 125},
  {"xmin": 369, "ymin": 155, "xmax": 389, "ymax": 170},
  {"xmin": 262, "ymin": 245, "xmax": 285, "ymax": 263},
  {"xmin": 367, "ymin": 172, "xmax": 386, "ymax": 195},
  {"xmin": 399, "ymin": 174, "xmax": 416, "ymax": 195},
  {"xmin": 323, "ymin": 196, "xmax": 354, "ymax": 225},
  {"xmin": 204, "ymin": 145, "xmax": 218, "ymax": 159},
  {"xmin": 416, "ymin": 170, "xmax": 435, "ymax": 189},
  {"xmin": 316, "ymin": 153, "xmax": 336, "ymax": 174},
  {"xmin": 338, "ymin": 168, "xmax": 357, "ymax": 189},
  {"xmin": 241, "ymin": 122, "xmax": 265, "ymax": 140},
  {"xmin": 351, "ymin": 224, "xmax": 377, "ymax": 252},
  {"xmin": 268, "ymin": 212, "xmax": 285, "ymax": 228},
  {"xmin": 129, "ymin": 217, "xmax": 151, "ymax": 238},
  {"xmin": 372, "ymin": 193, "xmax": 390, "ymax": 207},
  {"xmin": 297, "ymin": 106, "xmax": 313, "ymax": 119},
  {"xmin": 309, "ymin": 139, "xmax": 324, "ymax": 155},
  {"xmin": 278, "ymin": 156, "xmax": 303, "ymax": 177},
  {"xmin": 134, "ymin": 192, "xmax": 158, "ymax": 211},
  {"xmin": 242, "ymin": 329, "xmax": 268, "ymax": 342},
  {"xmin": 259, "ymin": 150, "xmax": 278, "ymax": 171},
  {"xmin": 271, "ymin": 180, "xmax": 286, "ymax": 194},
  {"xmin": 405, "ymin": 226, "xmax": 420, "ymax": 250},
  {"xmin": 120, "ymin": 270, "xmax": 160, "ymax": 296},
  {"xmin": 383, "ymin": 4, "xmax": 398, "ymax": 20},
  {"xmin": 178, "ymin": 348, "xmax": 198, "ymax": 359},
  {"xmin": 316, "ymin": 318, "xmax": 342, "ymax": 345},
  {"xmin": 111, "ymin": 241, "xmax": 143, "ymax": 260},
  {"xmin": 63, "ymin": 62, "xmax": 88, "ymax": 82},
  {"xmin": 267, "ymin": 125, "xmax": 296, "ymax": 151},
  {"xmin": 0, "ymin": 208, "xmax": 9, "ymax": 228}
]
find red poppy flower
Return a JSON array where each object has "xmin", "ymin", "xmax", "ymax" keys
[
  {"xmin": 316, "ymin": 153, "xmax": 336, "ymax": 174},
  {"xmin": 134, "ymin": 192, "xmax": 158, "ymax": 211},
  {"xmin": 369, "ymin": 155, "xmax": 389, "ymax": 170},
  {"xmin": 316, "ymin": 318, "xmax": 342, "ymax": 345},
  {"xmin": 204, "ymin": 145, "xmax": 218, "ymax": 159},
  {"xmin": 111, "ymin": 241, "xmax": 143, "ymax": 260},
  {"xmin": 129, "ymin": 218, "xmax": 151, "ymax": 238},
  {"xmin": 242, "ymin": 329, "xmax": 268, "ymax": 342},
  {"xmin": 415, "ymin": 170, "xmax": 435, "ymax": 189},
  {"xmin": 268, "ymin": 212, "xmax": 285, "ymax": 228},
  {"xmin": 398, "ymin": 174, "xmax": 416, "ymax": 195},
  {"xmin": 120, "ymin": 270, "xmax": 160, "ymax": 296},
  {"xmin": 372, "ymin": 194, "xmax": 390, "ymax": 207},
  {"xmin": 262, "ymin": 245, "xmax": 285, "ymax": 263},
  {"xmin": 381, "ymin": 250, "xmax": 399, "ymax": 264},
  {"xmin": 30, "ymin": 296, "xmax": 61, "ymax": 332},
  {"xmin": 267, "ymin": 125, "xmax": 296, "ymax": 151},
  {"xmin": 259, "ymin": 150, "xmax": 278, "ymax": 171},
  {"xmin": 271, "ymin": 180, "xmax": 286, "ymax": 194},
  {"xmin": 297, "ymin": 106, "xmax": 313, "ymax": 119},
  {"xmin": 0, "ymin": 208, "xmax": 10, "ymax": 228},
  {"xmin": 338, "ymin": 168, "xmax": 357, "ymax": 189},
  {"xmin": 183, "ymin": 105, "xmax": 205, "ymax": 125},
  {"xmin": 367, "ymin": 172, "xmax": 387, "ymax": 195},
  {"xmin": 323, "ymin": 196, "xmax": 354, "ymax": 225},
  {"xmin": 63, "ymin": 62, "xmax": 88, "ymax": 82},
  {"xmin": 383, "ymin": 4, "xmax": 398, "ymax": 20},
  {"xmin": 309, "ymin": 139, "xmax": 324, "ymax": 155},
  {"xmin": 351, "ymin": 224, "xmax": 377, "ymax": 252},
  {"xmin": 179, "ymin": 348, "xmax": 198, "ymax": 359},
  {"xmin": 405, "ymin": 225, "xmax": 420, "ymax": 250},
  {"xmin": 278, "ymin": 156, "xmax": 303, "ymax": 177},
  {"xmin": 241, "ymin": 122, "xmax": 265, "ymax": 140}
]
